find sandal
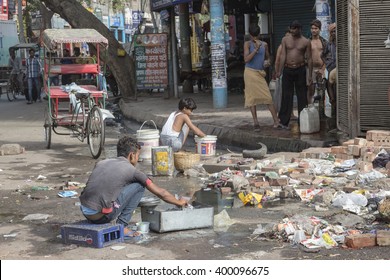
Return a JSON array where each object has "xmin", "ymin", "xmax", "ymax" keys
[
  {"xmin": 254, "ymin": 124, "xmax": 261, "ymax": 130},
  {"xmin": 277, "ymin": 124, "xmax": 289, "ymax": 130}
]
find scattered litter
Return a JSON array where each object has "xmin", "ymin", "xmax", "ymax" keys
[
  {"xmin": 22, "ymin": 213, "xmax": 52, "ymax": 221},
  {"xmin": 36, "ymin": 175, "xmax": 47, "ymax": 180},
  {"xmin": 58, "ymin": 191, "xmax": 78, "ymax": 198},
  {"xmin": 63, "ymin": 181, "xmax": 85, "ymax": 190},
  {"xmin": 3, "ymin": 233, "xmax": 18, "ymax": 238},
  {"xmin": 110, "ymin": 245, "xmax": 126, "ymax": 251},
  {"xmin": 126, "ymin": 253, "xmax": 146, "ymax": 259},
  {"xmin": 214, "ymin": 209, "xmax": 235, "ymax": 229},
  {"xmin": 31, "ymin": 186, "xmax": 51, "ymax": 191},
  {"xmin": 213, "ymin": 244, "xmax": 225, "ymax": 248}
]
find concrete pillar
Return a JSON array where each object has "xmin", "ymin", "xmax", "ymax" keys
[
  {"xmin": 210, "ymin": 0, "xmax": 228, "ymax": 108},
  {"xmin": 244, "ymin": 14, "xmax": 250, "ymax": 35},
  {"xmin": 170, "ymin": 7, "xmax": 179, "ymax": 98},
  {"xmin": 179, "ymin": 3, "xmax": 193, "ymax": 94}
]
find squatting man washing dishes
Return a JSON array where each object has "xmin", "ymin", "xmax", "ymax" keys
[{"xmin": 79, "ymin": 136, "xmax": 189, "ymax": 237}]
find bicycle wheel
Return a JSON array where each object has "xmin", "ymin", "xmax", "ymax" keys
[
  {"xmin": 6, "ymin": 81, "xmax": 16, "ymax": 102},
  {"xmin": 43, "ymin": 107, "xmax": 52, "ymax": 149},
  {"xmin": 87, "ymin": 105, "xmax": 105, "ymax": 159}
]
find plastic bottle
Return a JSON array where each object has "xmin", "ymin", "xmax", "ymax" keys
[{"xmin": 300, "ymin": 104, "xmax": 320, "ymax": 133}]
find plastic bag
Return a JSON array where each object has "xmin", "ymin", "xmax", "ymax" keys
[
  {"xmin": 332, "ymin": 191, "xmax": 368, "ymax": 207},
  {"xmin": 272, "ymin": 78, "xmax": 282, "ymax": 112}
]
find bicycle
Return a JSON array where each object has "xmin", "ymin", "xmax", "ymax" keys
[{"xmin": 7, "ymin": 73, "xmax": 25, "ymax": 102}]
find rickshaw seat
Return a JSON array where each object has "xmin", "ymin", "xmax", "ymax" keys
[{"xmin": 76, "ymin": 91, "xmax": 90, "ymax": 100}]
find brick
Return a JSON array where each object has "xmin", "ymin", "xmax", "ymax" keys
[
  {"xmin": 268, "ymin": 177, "xmax": 289, "ymax": 186},
  {"xmin": 366, "ymin": 130, "xmax": 390, "ymax": 141},
  {"xmin": 357, "ymin": 161, "xmax": 373, "ymax": 172},
  {"xmin": 289, "ymin": 167, "xmax": 307, "ymax": 173},
  {"xmin": 376, "ymin": 230, "xmax": 390, "ymax": 246},
  {"xmin": 363, "ymin": 152, "xmax": 377, "ymax": 163},
  {"xmin": 342, "ymin": 139, "xmax": 355, "ymax": 146},
  {"xmin": 354, "ymin": 138, "xmax": 367, "ymax": 146},
  {"xmin": 366, "ymin": 141, "xmax": 375, "ymax": 147},
  {"xmin": 331, "ymin": 146, "xmax": 348, "ymax": 154},
  {"xmin": 345, "ymin": 234, "xmax": 376, "ymax": 249},
  {"xmin": 261, "ymin": 167, "xmax": 283, "ymax": 174},
  {"xmin": 352, "ymin": 145, "xmax": 362, "ymax": 156},
  {"xmin": 252, "ymin": 180, "xmax": 270, "ymax": 188}
]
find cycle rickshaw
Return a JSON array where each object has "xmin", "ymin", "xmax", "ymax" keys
[{"xmin": 42, "ymin": 29, "xmax": 111, "ymax": 159}]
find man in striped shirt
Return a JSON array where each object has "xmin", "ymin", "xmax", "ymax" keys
[{"xmin": 26, "ymin": 48, "xmax": 42, "ymax": 104}]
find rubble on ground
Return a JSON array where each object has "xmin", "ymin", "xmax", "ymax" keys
[{"xmin": 192, "ymin": 130, "xmax": 390, "ymax": 249}]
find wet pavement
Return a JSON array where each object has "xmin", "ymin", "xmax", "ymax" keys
[{"xmin": 119, "ymin": 87, "xmax": 340, "ymax": 153}]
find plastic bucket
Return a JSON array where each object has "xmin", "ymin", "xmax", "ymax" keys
[
  {"xmin": 136, "ymin": 120, "xmax": 160, "ymax": 160},
  {"xmin": 194, "ymin": 135, "xmax": 217, "ymax": 156}
]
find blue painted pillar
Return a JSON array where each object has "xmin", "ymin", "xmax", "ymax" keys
[{"xmin": 210, "ymin": 0, "xmax": 228, "ymax": 108}]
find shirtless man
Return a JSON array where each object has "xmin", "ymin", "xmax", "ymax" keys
[
  {"xmin": 307, "ymin": 19, "xmax": 327, "ymax": 104},
  {"xmin": 276, "ymin": 20, "xmax": 312, "ymax": 129}
]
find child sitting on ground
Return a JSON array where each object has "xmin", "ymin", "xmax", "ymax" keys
[{"xmin": 160, "ymin": 98, "xmax": 206, "ymax": 152}]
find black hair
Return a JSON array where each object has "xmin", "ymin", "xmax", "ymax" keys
[
  {"xmin": 249, "ymin": 24, "xmax": 260, "ymax": 37},
  {"xmin": 178, "ymin": 97, "xmax": 197, "ymax": 111},
  {"xmin": 117, "ymin": 136, "xmax": 141, "ymax": 158},
  {"xmin": 29, "ymin": 48, "xmax": 35, "ymax": 54},
  {"xmin": 310, "ymin": 19, "xmax": 322, "ymax": 30},
  {"xmin": 290, "ymin": 20, "xmax": 302, "ymax": 29}
]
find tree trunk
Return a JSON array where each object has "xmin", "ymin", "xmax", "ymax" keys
[
  {"xmin": 41, "ymin": 0, "xmax": 136, "ymax": 101},
  {"xmin": 39, "ymin": 2, "xmax": 54, "ymax": 29}
]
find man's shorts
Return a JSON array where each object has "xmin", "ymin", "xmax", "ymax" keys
[{"xmin": 328, "ymin": 68, "xmax": 337, "ymax": 84}]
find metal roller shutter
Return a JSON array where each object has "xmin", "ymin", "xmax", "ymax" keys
[
  {"xmin": 336, "ymin": 0, "xmax": 349, "ymax": 132},
  {"xmin": 359, "ymin": 0, "xmax": 390, "ymax": 131},
  {"xmin": 271, "ymin": 0, "xmax": 316, "ymax": 53}
]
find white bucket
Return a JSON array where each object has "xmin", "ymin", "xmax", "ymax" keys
[
  {"xmin": 194, "ymin": 135, "xmax": 217, "ymax": 156},
  {"xmin": 300, "ymin": 105, "xmax": 320, "ymax": 134},
  {"xmin": 136, "ymin": 120, "xmax": 160, "ymax": 160}
]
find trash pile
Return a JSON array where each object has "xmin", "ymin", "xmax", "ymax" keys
[{"xmin": 187, "ymin": 133, "xmax": 390, "ymax": 249}]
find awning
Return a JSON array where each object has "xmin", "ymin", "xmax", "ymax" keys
[{"xmin": 42, "ymin": 29, "xmax": 108, "ymax": 50}]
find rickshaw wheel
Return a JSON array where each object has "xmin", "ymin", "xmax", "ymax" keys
[
  {"xmin": 87, "ymin": 105, "xmax": 105, "ymax": 159},
  {"xmin": 6, "ymin": 81, "xmax": 16, "ymax": 102},
  {"xmin": 44, "ymin": 108, "xmax": 52, "ymax": 149}
]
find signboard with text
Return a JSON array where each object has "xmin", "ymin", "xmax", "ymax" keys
[
  {"xmin": 151, "ymin": 0, "xmax": 196, "ymax": 11},
  {"xmin": 134, "ymin": 33, "xmax": 168, "ymax": 90}
]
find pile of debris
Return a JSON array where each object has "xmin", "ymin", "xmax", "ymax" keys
[{"xmin": 188, "ymin": 130, "xmax": 390, "ymax": 249}]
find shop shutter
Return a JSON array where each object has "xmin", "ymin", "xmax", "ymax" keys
[
  {"xmin": 358, "ymin": 0, "xmax": 390, "ymax": 131},
  {"xmin": 271, "ymin": 0, "xmax": 316, "ymax": 53},
  {"xmin": 336, "ymin": 0, "xmax": 349, "ymax": 132},
  {"xmin": 337, "ymin": 0, "xmax": 390, "ymax": 135}
]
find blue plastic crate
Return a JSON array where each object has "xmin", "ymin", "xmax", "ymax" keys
[{"xmin": 61, "ymin": 221, "xmax": 124, "ymax": 248}]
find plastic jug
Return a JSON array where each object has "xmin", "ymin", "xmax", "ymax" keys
[{"xmin": 300, "ymin": 105, "xmax": 320, "ymax": 133}]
